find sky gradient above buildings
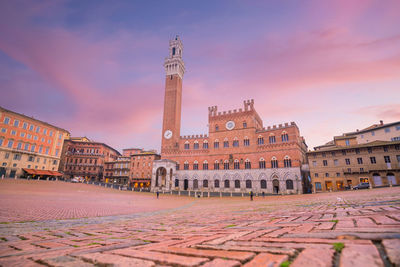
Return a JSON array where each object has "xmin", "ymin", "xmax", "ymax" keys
[{"xmin": 1, "ymin": 0, "xmax": 400, "ymax": 152}]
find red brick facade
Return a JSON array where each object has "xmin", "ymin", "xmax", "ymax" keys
[
  {"xmin": 153, "ymin": 37, "xmax": 310, "ymax": 194},
  {"xmin": 59, "ymin": 138, "xmax": 120, "ymax": 181}
]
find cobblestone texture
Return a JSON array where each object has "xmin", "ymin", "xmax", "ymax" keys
[{"xmin": 0, "ymin": 179, "xmax": 399, "ymax": 266}]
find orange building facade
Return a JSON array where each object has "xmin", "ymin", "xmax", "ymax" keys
[
  {"xmin": 152, "ymin": 37, "xmax": 310, "ymax": 194},
  {"xmin": 0, "ymin": 106, "xmax": 69, "ymax": 179}
]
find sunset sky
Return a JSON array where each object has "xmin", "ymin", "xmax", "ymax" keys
[{"xmin": 1, "ymin": 0, "xmax": 400, "ymax": 152}]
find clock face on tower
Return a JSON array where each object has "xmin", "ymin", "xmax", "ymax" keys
[
  {"xmin": 225, "ymin": 121, "xmax": 235, "ymax": 130},
  {"xmin": 164, "ymin": 130, "xmax": 173, "ymax": 139}
]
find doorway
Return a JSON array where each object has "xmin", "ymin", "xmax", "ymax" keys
[
  {"xmin": 272, "ymin": 179, "xmax": 279, "ymax": 194},
  {"xmin": 184, "ymin": 179, "xmax": 188, "ymax": 190}
]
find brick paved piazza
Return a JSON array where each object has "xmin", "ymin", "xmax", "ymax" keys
[{"xmin": 0, "ymin": 180, "xmax": 399, "ymax": 266}]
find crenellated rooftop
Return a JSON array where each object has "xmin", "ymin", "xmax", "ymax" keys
[
  {"xmin": 208, "ymin": 99, "xmax": 255, "ymax": 117},
  {"xmin": 180, "ymin": 134, "xmax": 209, "ymax": 140},
  {"xmin": 257, "ymin": 122, "xmax": 298, "ymax": 133}
]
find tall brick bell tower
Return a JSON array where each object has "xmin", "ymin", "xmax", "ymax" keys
[{"xmin": 161, "ymin": 36, "xmax": 185, "ymax": 156}]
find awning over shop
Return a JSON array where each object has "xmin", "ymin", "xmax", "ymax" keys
[
  {"xmin": 131, "ymin": 179, "xmax": 151, "ymax": 183},
  {"xmin": 22, "ymin": 169, "xmax": 63, "ymax": 176}
]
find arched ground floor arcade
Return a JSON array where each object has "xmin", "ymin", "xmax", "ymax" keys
[{"xmin": 151, "ymin": 159, "xmax": 304, "ymax": 194}]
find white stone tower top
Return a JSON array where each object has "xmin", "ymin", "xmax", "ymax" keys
[{"xmin": 164, "ymin": 35, "xmax": 185, "ymax": 79}]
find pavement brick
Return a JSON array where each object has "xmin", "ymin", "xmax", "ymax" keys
[
  {"xmin": 79, "ymin": 252, "xmax": 155, "ymax": 266},
  {"xmin": 242, "ymin": 253, "xmax": 288, "ymax": 267},
  {"xmin": 291, "ymin": 248, "xmax": 334, "ymax": 267},
  {"xmin": 108, "ymin": 248, "xmax": 209, "ymax": 266},
  {"xmin": 201, "ymin": 258, "xmax": 241, "ymax": 267},
  {"xmin": 37, "ymin": 255, "xmax": 93, "ymax": 267},
  {"xmin": 1, "ymin": 180, "xmax": 400, "ymax": 266},
  {"xmin": 381, "ymin": 239, "xmax": 400, "ymax": 266},
  {"xmin": 154, "ymin": 247, "xmax": 255, "ymax": 262},
  {"xmin": 340, "ymin": 244, "xmax": 384, "ymax": 267}
]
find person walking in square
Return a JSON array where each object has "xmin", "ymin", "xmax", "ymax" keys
[
  {"xmin": 250, "ymin": 191, "xmax": 253, "ymax": 201},
  {"xmin": 156, "ymin": 191, "xmax": 159, "ymax": 199}
]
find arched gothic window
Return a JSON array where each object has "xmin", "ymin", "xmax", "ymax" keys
[
  {"xmin": 246, "ymin": 180, "xmax": 252, "ymax": 189},
  {"xmin": 214, "ymin": 139, "xmax": 219, "ymax": 149},
  {"xmin": 224, "ymin": 179, "xmax": 230, "ymax": 188},
  {"xmin": 281, "ymin": 131, "xmax": 289, "ymax": 142},
  {"xmin": 271, "ymin": 156, "xmax": 278, "ymax": 168},
  {"xmin": 223, "ymin": 138, "xmax": 229, "ymax": 148},
  {"xmin": 203, "ymin": 180, "xmax": 208, "ymax": 188},
  {"xmin": 193, "ymin": 160, "xmax": 199, "ymax": 170},
  {"xmin": 203, "ymin": 140, "xmax": 209, "ymax": 149},
  {"xmin": 184, "ymin": 141, "xmax": 190, "ymax": 150},
  {"xmin": 175, "ymin": 179, "xmax": 179, "ymax": 187},
  {"xmin": 269, "ymin": 134, "xmax": 276, "ymax": 144},
  {"xmin": 234, "ymin": 159, "xmax": 240, "ymax": 169},
  {"xmin": 245, "ymin": 159, "xmax": 251, "ymax": 169},
  {"xmin": 193, "ymin": 179, "xmax": 199, "ymax": 189},
  {"xmin": 184, "ymin": 161, "xmax": 189, "ymax": 170},
  {"xmin": 259, "ymin": 158, "xmax": 266, "ymax": 169},
  {"xmin": 223, "ymin": 160, "xmax": 229, "ymax": 170},
  {"xmin": 235, "ymin": 180, "xmax": 240, "ymax": 188},
  {"xmin": 214, "ymin": 160, "xmax": 220, "ymax": 170},
  {"xmin": 203, "ymin": 160, "xmax": 208, "ymax": 170},
  {"xmin": 260, "ymin": 180, "xmax": 267, "ymax": 189},
  {"xmin": 193, "ymin": 141, "xmax": 199, "ymax": 150},
  {"xmin": 233, "ymin": 137, "xmax": 239, "ymax": 147},
  {"xmin": 243, "ymin": 136, "xmax": 250, "ymax": 146},
  {"xmin": 284, "ymin": 155, "xmax": 292, "ymax": 168},
  {"xmin": 257, "ymin": 135, "xmax": 264, "ymax": 145},
  {"xmin": 286, "ymin": 179, "xmax": 294, "ymax": 190},
  {"xmin": 176, "ymin": 162, "xmax": 180, "ymax": 170},
  {"xmin": 214, "ymin": 180, "xmax": 220, "ymax": 188}
]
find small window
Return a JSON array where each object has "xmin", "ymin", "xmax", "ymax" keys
[
  {"xmin": 345, "ymin": 158, "xmax": 351, "ymax": 165},
  {"xmin": 370, "ymin": 157, "xmax": 376, "ymax": 164},
  {"xmin": 315, "ymin": 173, "xmax": 319, "ymax": 177},
  {"xmin": 357, "ymin": 158, "xmax": 363, "ymax": 164},
  {"xmin": 3, "ymin": 117, "xmax": 10, "ymax": 124},
  {"xmin": 323, "ymin": 160, "xmax": 328, "ymax": 166},
  {"xmin": 215, "ymin": 125, "xmax": 219, "ymax": 131},
  {"xmin": 243, "ymin": 122, "xmax": 247, "ymax": 128},
  {"xmin": 345, "ymin": 140, "xmax": 350, "ymax": 146},
  {"xmin": 384, "ymin": 156, "xmax": 391, "ymax": 163}
]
